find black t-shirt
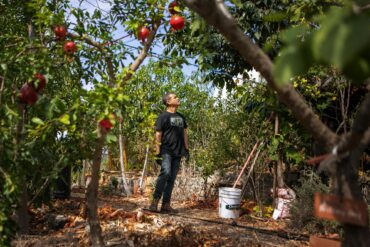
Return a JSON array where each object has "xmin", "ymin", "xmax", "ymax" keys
[{"xmin": 155, "ymin": 111, "xmax": 187, "ymax": 157}]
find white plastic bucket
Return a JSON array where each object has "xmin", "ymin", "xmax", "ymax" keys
[{"xmin": 218, "ymin": 187, "xmax": 242, "ymax": 219}]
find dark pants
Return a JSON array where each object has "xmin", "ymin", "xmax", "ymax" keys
[{"xmin": 153, "ymin": 153, "xmax": 181, "ymax": 203}]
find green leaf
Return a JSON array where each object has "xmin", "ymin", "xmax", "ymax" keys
[
  {"xmin": 280, "ymin": 24, "xmax": 309, "ymax": 43},
  {"xmin": 106, "ymin": 133, "xmax": 117, "ymax": 143},
  {"xmin": 263, "ymin": 11, "xmax": 288, "ymax": 22},
  {"xmin": 116, "ymin": 93, "xmax": 124, "ymax": 101},
  {"xmin": 59, "ymin": 114, "xmax": 70, "ymax": 125},
  {"xmin": 255, "ymin": 31, "xmax": 261, "ymax": 40},
  {"xmin": 343, "ymin": 57, "xmax": 370, "ymax": 83},
  {"xmin": 273, "ymin": 43, "xmax": 312, "ymax": 85},
  {"xmin": 5, "ymin": 105, "xmax": 18, "ymax": 117},
  {"xmin": 32, "ymin": 117, "xmax": 44, "ymax": 125},
  {"xmin": 230, "ymin": 0, "xmax": 242, "ymax": 8},
  {"xmin": 312, "ymin": 10, "xmax": 370, "ymax": 69},
  {"xmin": 190, "ymin": 19, "xmax": 201, "ymax": 35},
  {"xmin": 122, "ymin": 95, "xmax": 130, "ymax": 102}
]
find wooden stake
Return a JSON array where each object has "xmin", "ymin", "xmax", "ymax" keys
[
  {"xmin": 241, "ymin": 143, "xmax": 263, "ymax": 197},
  {"xmin": 119, "ymin": 122, "xmax": 131, "ymax": 196},
  {"xmin": 139, "ymin": 144, "xmax": 149, "ymax": 193},
  {"xmin": 233, "ymin": 141, "xmax": 259, "ymax": 189}
]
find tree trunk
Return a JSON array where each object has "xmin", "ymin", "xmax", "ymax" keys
[
  {"xmin": 86, "ymin": 134, "xmax": 105, "ymax": 247},
  {"xmin": 334, "ymin": 147, "xmax": 370, "ymax": 246},
  {"xmin": 78, "ymin": 160, "xmax": 87, "ymax": 187},
  {"xmin": 14, "ymin": 185, "xmax": 29, "ymax": 234},
  {"xmin": 14, "ymin": 106, "xmax": 30, "ymax": 234},
  {"xmin": 119, "ymin": 134, "xmax": 131, "ymax": 196},
  {"xmin": 119, "ymin": 123, "xmax": 131, "ymax": 196},
  {"xmin": 275, "ymin": 114, "xmax": 285, "ymax": 188},
  {"xmin": 122, "ymin": 136, "xmax": 129, "ymax": 171},
  {"xmin": 107, "ymin": 148, "xmax": 114, "ymax": 170},
  {"xmin": 273, "ymin": 114, "xmax": 285, "ymax": 206},
  {"xmin": 276, "ymin": 160, "xmax": 285, "ymax": 188}
]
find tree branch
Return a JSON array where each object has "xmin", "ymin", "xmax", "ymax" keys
[
  {"xmin": 317, "ymin": 1, "xmax": 344, "ymax": 7},
  {"xmin": 67, "ymin": 33, "xmax": 103, "ymax": 51},
  {"xmin": 68, "ymin": 32, "xmax": 116, "ymax": 86},
  {"xmin": 184, "ymin": 0, "xmax": 338, "ymax": 148},
  {"xmin": 0, "ymin": 76, "xmax": 4, "ymax": 106},
  {"xmin": 105, "ymin": 55, "xmax": 116, "ymax": 87},
  {"xmin": 121, "ymin": 20, "xmax": 161, "ymax": 85},
  {"xmin": 360, "ymin": 3, "xmax": 370, "ymax": 11},
  {"xmin": 337, "ymin": 91, "xmax": 370, "ymax": 153}
]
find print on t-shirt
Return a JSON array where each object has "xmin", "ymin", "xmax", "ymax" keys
[{"xmin": 170, "ymin": 117, "xmax": 184, "ymax": 127}]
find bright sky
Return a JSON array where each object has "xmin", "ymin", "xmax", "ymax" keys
[
  {"xmin": 68, "ymin": 0, "xmax": 198, "ymax": 79},
  {"xmin": 67, "ymin": 0, "xmax": 261, "ymax": 96}
]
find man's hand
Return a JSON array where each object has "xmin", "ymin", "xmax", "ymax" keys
[{"xmin": 155, "ymin": 154, "xmax": 162, "ymax": 165}]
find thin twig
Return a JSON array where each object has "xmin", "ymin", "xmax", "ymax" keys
[
  {"xmin": 27, "ymin": 178, "xmax": 49, "ymax": 207},
  {"xmin": 360, "ymin": 4, "xmax": 370, "ymax": 11},
  {"xmin": 0, "ymin": 76, "xmax": 4, "ymax": 106}
]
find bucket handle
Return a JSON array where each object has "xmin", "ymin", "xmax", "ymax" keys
[{"xmin": 220, "ymin": 197, "xmax": 241, "ymax": 210}]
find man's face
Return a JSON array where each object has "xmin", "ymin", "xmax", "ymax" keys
[{"xmin": 167, "ymin": 94, "xmax": 180, "ymax": 107}]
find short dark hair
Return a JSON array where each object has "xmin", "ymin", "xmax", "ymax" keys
[{"xmin": 162, "ymin": 92, "xmax": 175, "ymax": 106}]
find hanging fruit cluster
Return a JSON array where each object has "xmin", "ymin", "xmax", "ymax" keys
[
  {"xmin": 18, "ymin": 25, "xmax": 78, "ymax": 106},
  {"xmin": 168, "ymin": 1, "xmax": 185, "ymax": 31},
  {"xmin": 137, "ymin": 1, "xmax": 186, "ymax": 42},
  {"xmin": 53, "ymin": 25, "xmax": 77, "ymax": 55}
]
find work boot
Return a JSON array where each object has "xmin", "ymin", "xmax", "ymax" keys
[
  {"xmin": 148, "ymin": 198, "xmax": 160, "ymax": 212},
  {"xmin": 160, "ymin": 202, "xmax": 178, "ymax": 213}
]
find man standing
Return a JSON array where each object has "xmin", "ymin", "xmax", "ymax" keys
[{"xmin": 148, "ymin": 92, "xmax": 189, "ymax": 213}]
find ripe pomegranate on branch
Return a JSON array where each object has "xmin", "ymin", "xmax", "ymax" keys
[
  {"xmin": 138, "ymin": 26, "xmax": 150, "ymax": 42},
  {"xmin": 54, "ymin": 25, "xmax": 67, "ymax": 40},
  {"xmin": 64, "ymin": 41, "xmax": 77, "ymax": 55},
  {"xmin": 170, "ymin": 15, "xmax": 185, "ymax": 30},
  {"xmin": 19, "ymin": 83, "xmax": 38, "ymax": 105}
]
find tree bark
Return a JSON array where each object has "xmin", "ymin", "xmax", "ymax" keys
[
  {"xmin": 119, "ymin": 122, "xmax": 131, "ymax": 196},
  {"xmin": 14, "ymin": 105, "xmax": 29, "ymax": 234},
  {"xmin": 122, "ymin": 136, "xmax": 129, "ymax": 171},
  {"xmin": 121, "ymin": 20, "xmax": 161, "ymax": 85},
  {"xmin": 14, "ymin": 185, "xmax": 29, "ymax": 234},
  {"xmin": 107, "ymin": 148, "xmax": 114, "ymax": 170},
  {"xmin": 276, "ymin": 160, "xmax": 284, "ymax": 188},
  {"xmin": 86, "ymin": 133, "xmax": 106, "ymax": 247},
  {"xmin": 334, "ymin": 143, "xmax": 370, "ymax": 246}
]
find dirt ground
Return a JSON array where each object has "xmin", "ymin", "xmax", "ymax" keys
[{"xmin": 12, "ymin": 191, "xmax": 309, "ymax": 247}]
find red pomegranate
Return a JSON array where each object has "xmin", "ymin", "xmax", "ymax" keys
[
  {"xmin": 54, "ymin": 25, "xmax": 67, "ymax": 39},
  {"xmin": 19, "ymin": 83, "xmax": 38, "ymax": 105},
  {"xmin": 170, "ymin": 15, "xmax": 185, "ymax": 30},
  {"xmin": 63, "ymin": 41, "xmax": 77, "ymax": 55},
  {"xmin": 99, "ymin": 118, "xmax": 113, "ymax": 131},
  {"xmin": 138, "ymin": 26, "xmax": 150, "ymax": 42}
]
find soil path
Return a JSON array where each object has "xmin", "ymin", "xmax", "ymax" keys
[{"xmin": 12, "ymin": 194, "xmax": 309, "ymax": 246}]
